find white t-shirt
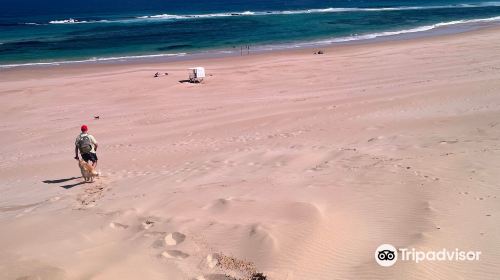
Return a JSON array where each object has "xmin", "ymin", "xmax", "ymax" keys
[{"xmin": 75, "ymin": 133, "xmax": 98, "ymax": 154}]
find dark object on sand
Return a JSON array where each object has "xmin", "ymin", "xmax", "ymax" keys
[
  {"xmin": 154, "ymin": 72, "xmax": 160, "ymax": 78},
  {"xmin": 251, "ymin": 273, "xmax": 267, "ymax": 280},
  {"xmin": 314, "ymin": 50, "xmax": 324, "ymax": 55},
  {"xmin": 164, "ymin": 72, "xmax": 169, "ymax": 76},
  {"xmin": 94, "ymin": 116, "xmax": 100, "ymax": 119}
]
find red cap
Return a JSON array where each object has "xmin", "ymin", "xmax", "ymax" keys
[{"xmin": 81, "ymin": 125, "xmax": 88, "ymax": 132}]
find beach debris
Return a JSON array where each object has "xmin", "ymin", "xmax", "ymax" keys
[
  {"xmin": 154, "ymin": 72, "xmax": 160, "ymax": 78},
  {"xmin": 94, "ymin": 115, "xmax": 100, "ymax": 119},
  {"xmin": 314, "ymin": 50, "xmax": 325, "ymax": 55}
]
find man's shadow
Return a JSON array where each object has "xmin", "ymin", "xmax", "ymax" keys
[{"xmin": 43, "ymin": 177, "xmax": 85, "ymax": 189}]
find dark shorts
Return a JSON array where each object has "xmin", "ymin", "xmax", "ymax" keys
[{"xmin": 82, "ymin": 152, "xmax": 98, "ymax": 163}]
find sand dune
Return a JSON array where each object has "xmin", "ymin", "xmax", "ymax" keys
[{"xmin": 1, "ymin": 28, "xmax": 500, "ymax": 279}]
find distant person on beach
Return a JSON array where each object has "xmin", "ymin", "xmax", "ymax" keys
[{"xmin": 75, "ymin": 125, "xmax": 98, "ymax": 167}]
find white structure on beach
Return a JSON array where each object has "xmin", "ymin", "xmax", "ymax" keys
[{"xmin": 188, "ymin": 67, "xmax": 205, "ymax": 83}]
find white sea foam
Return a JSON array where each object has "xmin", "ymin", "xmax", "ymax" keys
[
  {"xmin": 48, "ymin": 18, "xmax": 110, "ymax": 24},
  {"xmin": 231, "ymin": 15, "xmax": 500, "ymax": 50},
  {"xmin": 136, "ymin": 2, "xmax": 500, "ymax": 21},
  {"xmin": 300, "ymin": 16, "xmax": 500, "ymax": 45},
  {"xmin": 49, "ymin": 18, "xmax": 85, "ymax": 24},
  {"xmin": 34, "ymin": 2, "xmax": 500, "ymax": 25},
  {"xmin": 137, "ymin": 7, "xmax": 432, "ymax": 20},
  {"xmin": 0, "ymin": 53, "xmax": 186, "ymax": 69},
  {"xmin": 137, "ymin": 12, "xmax": 249, "ymax": 20}
]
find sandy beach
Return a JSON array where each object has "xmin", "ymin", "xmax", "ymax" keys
[{"xmin": 1, "ymin": 28, "xmax": 500, "ymax": 279}]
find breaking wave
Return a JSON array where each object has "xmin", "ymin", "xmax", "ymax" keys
[
  {"xmin": 311, "ymin": 15, "xmax": 500, "ymax": 44},
  {"xmin": 0, "ymin": 53, "xmax": 186, "ymax": 69},
  {"xmin": 136, "ymin": 2, "xmax": 500, "ymax": 21},
  {"xmin": 48, "ymin": 18, "xmax": 110, "ymax": 24},
  {"xmin": 27, "ymin": 2, "xmax": 500, "ymax": 25}
]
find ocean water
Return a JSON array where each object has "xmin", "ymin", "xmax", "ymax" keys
[{"xmin": 1, "ymin": 0, "xmax": 500, "ymax": 67}]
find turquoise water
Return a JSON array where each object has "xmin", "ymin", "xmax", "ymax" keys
[{"xmin": 1, "ymin": 0, "xmax": 500, "ymax": 67}]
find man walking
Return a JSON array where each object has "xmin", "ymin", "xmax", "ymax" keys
[{"xmin": 75, "ymin": 125, "xmax": 98, "ymax": 167}]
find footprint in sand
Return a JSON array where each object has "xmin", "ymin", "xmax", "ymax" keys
[
  {"xmin": 49, "ymin": 196, "xmax": 61, "ymax": 202},
  {"xmin": 109, "ymin": 222, "xmax": 129, "ymax": 229},
  {"xmin": 161, "ymin": 250, "xmax": 189, "ymax": 259},
  {"xmin": 439, "ymin": 140, "xmax": 458, "ymax": 145},
  {"xmin": 142, "ymin": 219, "xmax": 155, "ymax": 230},
  {"xmin": 197, "ymin": 274, "xmax": 235, "ymax": 280},
  {"xmin": 164, "ymin": 232, "xmax": 186, "ymax": 246},
  {"xmin": 76, "ymin": 183, "xmax": 107, "ymax": 208}
]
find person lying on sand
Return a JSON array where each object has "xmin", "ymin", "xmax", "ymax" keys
[{"xmin": 74, "ymin": 125, "xmax": 99, "ymax": 167}]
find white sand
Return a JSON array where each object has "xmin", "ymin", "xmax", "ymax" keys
[{"xmin": 1, "ymin": 28, "xmax": 500, "ymax": 279}]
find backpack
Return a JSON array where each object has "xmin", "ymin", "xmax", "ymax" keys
[{"xmin": 78, "ymin": 135, "xmax": 93, "ymax": 154}]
